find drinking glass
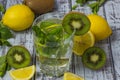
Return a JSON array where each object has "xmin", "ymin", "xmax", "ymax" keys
[{"xmin": 32, "ymin": 12, "xmax": 74, "ymax": 77}]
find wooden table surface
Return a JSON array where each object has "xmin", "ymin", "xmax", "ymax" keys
[{"xmin": 0, "ymin": 0, "xmax": 120, "ymax": 80}]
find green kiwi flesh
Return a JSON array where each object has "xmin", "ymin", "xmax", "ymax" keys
[
  {"xmin": 82, "ymin": 47, "xmax": 106, "ymax": 70},
  {"xmin": 62, "ymin": 12, "xmax": 91, "ymax": 35},
  {"xmin": 7, "ymin": 46, "xmax": 31, "ymax": 69}
]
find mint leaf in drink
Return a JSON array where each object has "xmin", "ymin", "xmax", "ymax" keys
[
  {"xmin": 32, "ymin": 25, "xmax": 46, "ymax": 44},
  {"xmin": 40, "ymin": 21, "xmax": 55, "ymax": 29}
]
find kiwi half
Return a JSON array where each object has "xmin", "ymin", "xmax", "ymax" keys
[
  {"xmin": 6, "ymin": 46, "xmax": 31, "ymax": 69},
  {"xmin": 82, "ymin": 47, "xmax": 106, "ymax": 70},
  {"xmin": 62, "ymin": 12, "xmax": 91, "ymax": 35}
]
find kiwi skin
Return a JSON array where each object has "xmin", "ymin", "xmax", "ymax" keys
[
  {"xmin": 6, "ymin": 45, "xmax": 31, "ymax": 69},
  {"xmin": 62, "ymin": 11, "xmax": 91, "ymax": 35},
  {"xmin": 24, "ymin": 0, "xmax": 54, "ymax": 14},
  {"xmin": 82, "ymin": 47, "xmax": 106, "ymax": 70}
]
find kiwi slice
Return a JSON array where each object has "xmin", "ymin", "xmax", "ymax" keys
[
  {"xmin": 82, "ymin": 47, "xmax": 106, "ymax": 70},
  {"xmin": 62, "ymin": 12, "xmax": 91, "ymax": 35},
  {"xmin": 6, "ymin": 46, "xmax": 31, "ymax": 69}
]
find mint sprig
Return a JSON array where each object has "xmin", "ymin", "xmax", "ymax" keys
[{"xmin": 72, "ymin": 0, "xmax": 106, "ymax": 14}]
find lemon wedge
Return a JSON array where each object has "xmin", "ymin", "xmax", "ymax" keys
[
  {"xmin": 73, "ymin": 31, "xmax": 95, "ymax": 56},
  {"xmin": 64, "ymin": 72, "xmax": 84, "ymax": 80},
  {"xmin": 9, "ymin": 65, "xmax": 35, "ymax": 80}
]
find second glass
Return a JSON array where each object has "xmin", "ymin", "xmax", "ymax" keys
[{"xmin": 32, "ymin": 12, "xmax": 74, "ymax": 77}]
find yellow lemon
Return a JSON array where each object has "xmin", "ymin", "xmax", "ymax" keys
[
  {"xmin": 87, "ymin": 14, "xmax": 112, "ymax": 41},
  {"xmin": 64, "ymin": 72, "xmax": 84, "ymax": 80},
  {"xmin": 9, "ymin": 65, "xmax": 35, "ymax": 80},
  {"xmin": 2, "ymin": 4, "xmax": 35, "ymax": 31},
  {"xmin": 73, "ymin": 31, "xmax": 95, "ymax": 56}
]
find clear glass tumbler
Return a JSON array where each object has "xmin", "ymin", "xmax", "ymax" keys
[{"xmin": 32, "ymin": 12, "xmax": 74, "ymax": 77}]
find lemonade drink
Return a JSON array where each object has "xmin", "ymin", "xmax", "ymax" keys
[{"xmin": 32, "ymin": 13, "xmax": 73, "ymax": 77}]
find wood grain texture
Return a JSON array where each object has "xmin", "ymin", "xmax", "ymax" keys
[{"xmin": 0, "ymin": 0, "xmax": 120, "ymax": 80}]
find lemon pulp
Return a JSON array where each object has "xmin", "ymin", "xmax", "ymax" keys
[
  {"xmin": 9, "ymin": 65, "xmax": 35, "ymax": 80},
  {"xmin": 64, "ymin": 72, "xmax": 84, "ymax": 80},
  {"xmin": 73, "ymin": 31, "xmax": 95, "ymax": 56}
]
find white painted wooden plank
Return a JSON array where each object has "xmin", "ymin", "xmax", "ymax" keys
[
  {"xmin": 110, "ymin": 30, "xmax": 120, "ymax": 80},
  {"xmin": 54, "ymin": 0, "xmax": 71, "ymax": 13},
  {"xmin": 104, "ymin": 1, "xmax": 120, "ymax": 30},
  {"xmin": 105, "ymin": 1, "xmax": 120, "ymax": 80}
]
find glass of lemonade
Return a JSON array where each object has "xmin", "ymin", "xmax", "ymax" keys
[{"xmin": 32, "ymin": 12, "xmax": 74, "ymax": 77}]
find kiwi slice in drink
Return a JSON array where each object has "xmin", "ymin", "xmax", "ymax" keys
[
  {"xmin": 82, "ymin": 47, "xmax": 106, "ymax": 70},
  {"xmin": 6, "ymin": 46, "xmax": 31, "ymax": 69},
  {"xmin": 62, "ymin": 12, "xmax": 91, "ymax": 35}
]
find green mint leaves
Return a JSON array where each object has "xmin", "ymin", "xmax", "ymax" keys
[
  {"xmin": 0, "ymin": 3, "xmax": 5, "ymax": 13},
  {"xmin": 0, "ymin": 22, "xmax": 13, "ymax": 47},
  {"xmin": 72, "ymin": 0, "xmax": 106, "ymax": 14},
  {"xmin": 76, "ymin": 0, "xmax": 88, "ymax": 5},
  {"xmin": 0, "ymin": 55, "xmax": 11, "ymax": 77}
]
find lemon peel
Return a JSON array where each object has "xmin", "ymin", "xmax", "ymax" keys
[
  {"xmin": 2, "ymin": 4, "xmax": 35, "ymax": 31},
  {"xmin": 88, "ymin": 14, "xmax": 112, "ymax": 41}
]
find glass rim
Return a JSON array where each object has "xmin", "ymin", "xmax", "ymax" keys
[{"xmin": 32, "ymin": 11, "xmax": 65, "ymax": 26}]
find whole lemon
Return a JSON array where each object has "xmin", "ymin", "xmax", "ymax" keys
[
  {"xmin": 88, "ymin": 14, "xmax": 112, "ymax": 41},
  {"xmin": 2, "ymin": 4, "xmax": 35, "ymax": 31}
]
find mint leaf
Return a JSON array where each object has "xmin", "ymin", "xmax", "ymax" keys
[
  {"xmin": 0, "ymin": 39, "xmax": 12, "ymax": 47},
  {"xmin": 89, "ymin": 2, "xmax": 99, "ymax": 14},
  {"xmin": 73, "ymin": 0, "xmax": 106, "ymax": 14},
  {"xmin": 0, "ymin": 55, "xmax": 6, "ymax": 64},
  {"xmin": 99, "ymin": 0, "xmax": 106, "ymax": 6},
  {"xmin": 0, "ymin": 3, "xmax": 5, "ymax": 13},
  {"xmin": 0, "ymin": 22, "xmax": 13, "ymax": 47},
  {"xmin": 72, "ymin": 4, "xmax": 78, "ymax": 10},
  {"xmin": 6, "ymin": 64, "xmax": 11, "ymax": 71},
  {"xmin": 40, "ymin": 21, "xmax": 55, "ymax": 29},
  {"xmin": 76, "ymin": 0, "xmax": 88, "ymax": 5},
  {"xmin": 0, "ymin": 56, "xmax": 7, "ymax": 77},
  {"xmin": 32, "ymin": 25, "xmax": 46, "ymax": 44},
  {"xmin": 0, "ymin": 26, "xmax": 13, "ymax": 39}
]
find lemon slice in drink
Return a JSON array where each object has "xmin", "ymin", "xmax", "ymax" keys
[
  {"xmin": 73, "ymin": 31, "xmax": 95, "ymax": 56},
  {"xmin": 64, "ymin": 72, "xmax": 84, "ymax": 80},
  {"xmin": 9, "ymin": 65, "xmax": 35, "ymax": 80}
]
